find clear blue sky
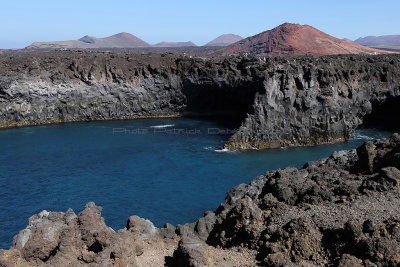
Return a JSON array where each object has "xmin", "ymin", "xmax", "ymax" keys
[{"xmin": 1, "ymin": 0, "xmax": 399, "ymax": 49}]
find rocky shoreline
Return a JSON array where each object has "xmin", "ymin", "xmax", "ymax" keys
[
  {"xmin": 1, "ymin": 51, "xmax": 400, "ymax": 150},
  {"xmin": 1, "ymin": 134, "xmax": 399, "ymax": 266}
]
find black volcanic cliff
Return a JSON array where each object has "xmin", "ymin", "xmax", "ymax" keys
[{"xmin": 0, "ymin": 51, "xmax": 400, "ymax": 150}]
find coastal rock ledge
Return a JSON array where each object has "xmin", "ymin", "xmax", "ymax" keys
[{"xmin": 1, "ymin": 134, "xmax": 400, "ymax": 266}]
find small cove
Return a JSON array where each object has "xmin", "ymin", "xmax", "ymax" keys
[{"xmin": 0, "ymin": 117, "xmax": 392, "ymax": 248}]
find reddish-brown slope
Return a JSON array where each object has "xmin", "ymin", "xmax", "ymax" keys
[
  {"xmin": 219, "ymin": 23, "xmax": 387, "ymax": 56},
  {"xmin": 94, "ymin": 32, "xmax": 151, "ymax": 48}
]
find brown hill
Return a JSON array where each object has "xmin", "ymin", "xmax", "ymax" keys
[
  {"xmin": 205, "ymin": 34, "xmax": 243, "ymax": 46},
  {"xmin": 218, "ymin": 23, "xmax": 387, "ymax": 56},
  {"xmin": 153, "ymin": 41, "xmax": 196, "ymax": 47},
  {"xmin": 27, "ymin": 32, "xmax": 150, "ymax": 49}
]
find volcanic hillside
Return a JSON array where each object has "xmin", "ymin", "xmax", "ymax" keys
[
  {"xmin": 219, "ymin": 23, "xmax": 387, "ymax": 56},
  {"xmin": 205, "ymin": 34, "xmax": 243, "ymax": 46}
]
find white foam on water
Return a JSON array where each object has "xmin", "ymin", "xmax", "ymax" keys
[
  {"xmin": 150, "ymin": 124, "xmax": 175, "ymax": 129},
  {"xmin": 353, "ymin": 133, "xmax": 374, "ymax": 140},
  {"xmin": 88, "ymin": 125, "xmax": 114, "ymax": 129},
  {"xmin": 214, "ymin": 148, "xmax": 233, "ymax": 153}
]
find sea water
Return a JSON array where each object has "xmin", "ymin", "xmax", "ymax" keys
[{"xmin": 0, "ymin": 118, "xmax": 392, "ymax": 248}]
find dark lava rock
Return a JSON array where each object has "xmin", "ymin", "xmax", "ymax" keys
[
  {"xmin": 355, "ymin": 141, "xmax": 377, "ymax": 174},
  {"xmin": 1, "ymin": 202, "xmax": 162, "ymax": 266},
  {"xmin": 160, "ymin": 223, "xmax": 176, "ymax": 239},
  {"xmin": 337, "ymin": 254, "xmax": 363, "ymax": 267},
  {"xmin": 126, "ymin": 215, "xmax": 160, "ymax": 239},
  {"xmin": 166, "ymin": 237, "xmax": 210, "ymax": 267},
  {"xmin": 197, "ymin": 134, "xmax": 400, "ymax": 266}
]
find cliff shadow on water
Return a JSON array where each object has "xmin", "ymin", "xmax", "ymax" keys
[
  {"xmin": 361, "ymin": 95, "xmax": 400, "ymax": 131},
  {"xmin": 181, "ymin": 79, "xmax": 265, "ymax": 129}
]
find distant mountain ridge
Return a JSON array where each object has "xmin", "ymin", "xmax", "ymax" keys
[
  {"xmin": 153, "ymin": 41, "xmax": 196, "ymax": 47},
  {"xmin": 218, "ymin": 23, "xmax": 387, "ymax": 56},
  {"xmin": 26, "ymin": 26, "xmax": 393, "ymax": 55},
  {"xmin": 205, "ymin": 34, "xmax": 243, "ymax": 46},
  {"xmin": 354, "ymin": 35, "xmax": 400, "ymax": 47},
  {"xmin": 27, "ymin": 33, "xmax": 242, "ymax": 49},
  {"xmin": 27, "ymin": 32, "xmax": 151, "ymax": 49}
]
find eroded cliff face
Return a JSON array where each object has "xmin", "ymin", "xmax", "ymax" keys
[
  {"xmin": 222, "ymin": 55, "xmax": 400, "ymax": 149},
  {"xmin": 1, "ymin": 51, "xmax": 400, "ymax": 149},
  {"xmin": 0, "ymin": 52, "xmax": 186, "ymax": 128}
]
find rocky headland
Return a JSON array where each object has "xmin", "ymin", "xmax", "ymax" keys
[
  {"xmin": 1, "ymin": 51, "xmax": 400, "ymax": 150},
  {"xmin": 1, "ymin": 134, "xmax": 399, "ymax": 266}
]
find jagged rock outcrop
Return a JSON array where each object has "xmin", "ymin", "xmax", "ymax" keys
[
  {"xmin": 1, "ymin": 134, "xmax": 399, "ymax": 266},
  {"xmin": 1, "ymin": 51, "xmax": 400, "ymax": 150},
  {"xmin": 182, "ymin": 133, "xmax": 400, "ymax": 266},
  {"xmin": 0, "ymin": 203, "xmax": 255, "ymax": 266},
  {"xmin": 0, "ymin": 202, "xmax": 168, "ymax": 266},
  {"xmin": 223, "ymin": 55, "xmax": 400, "ymax": 149}
]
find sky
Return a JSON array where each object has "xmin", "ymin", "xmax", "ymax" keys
[{"xmin": 1, "ymin": 0, "xmax": 399, "ymax": 49}]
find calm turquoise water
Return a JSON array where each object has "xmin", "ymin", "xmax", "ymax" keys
[{"xmin": 0, "ymin": 118, "xmax": 392, "ymax": 248}]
